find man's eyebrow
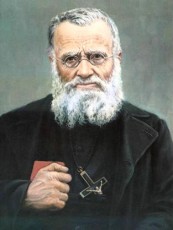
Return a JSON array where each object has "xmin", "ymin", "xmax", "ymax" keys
[
  {"xmin": 85, "ymin": 50, "xmax": 108, "ymax": 56},
  {"xmin": 61, "ymin": 51, "xmax": 80, "ymax": 59}
]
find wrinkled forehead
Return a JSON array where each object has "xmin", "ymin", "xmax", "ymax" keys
[{"xmin": 53, "ymin": 20, "xmax": 113, "ymax": 54}]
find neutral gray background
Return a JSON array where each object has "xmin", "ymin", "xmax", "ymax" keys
[{"xmin": 0, "ymin": 0, "xmax": 173, "ymax": 135}]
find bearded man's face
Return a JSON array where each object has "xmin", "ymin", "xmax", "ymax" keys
[{"xmin": 50, "ymin": 20, "xmax": 124, "ymax": 128}]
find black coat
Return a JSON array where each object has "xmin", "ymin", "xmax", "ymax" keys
[{"xmin": 0, "ymin": 95, "xmax": 173, "ymax": 230}]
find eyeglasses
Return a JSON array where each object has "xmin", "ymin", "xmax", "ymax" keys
[{"xmin": 56, "ymin": 52, "xmax": 114, "ymax": 68}]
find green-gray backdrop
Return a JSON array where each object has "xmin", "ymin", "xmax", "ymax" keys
[{"xmin": 0, "ymin": 0, "xmax": 173, "ymax": 136}]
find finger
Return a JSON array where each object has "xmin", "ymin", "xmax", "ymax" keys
[
  {"xmin": 54, "ymin": 172, "xmax": 72, "ymax": 183},
  {"xmin": 54, "ymin": 199, "xmax": 66, "ymax": 210},
  {"xmin": 44, "ymin": 171, "xmax": 72, "ymax": 183},
  {"xmin": 46, "ymin": 196, "xmax": 66, "ymax": 210},
  {"xmin": 58, "ymin": 192, "xmax": 69, "ymax": 202},
  {"xmin": 56, "ymin": 161, "xmax": 65, "ymax": 166},
  {"xmin": 41, "ymin": 162, "xmax": 69, "ymax": 173},
  {"xmin": 46, "ymin": 189, "xmax": 69, "ymax": 202},
  {"xmin": 54, "ymin": 181, "xmax": 70, "ymax": 193}
]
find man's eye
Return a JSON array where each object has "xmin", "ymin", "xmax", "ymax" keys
[
  {"xmin": 92, "ymin": 53, "xmax": 105, "ymax": 60},
  {"xmin": 64, "ymin": 56, "xmax": 78, "ymax": 64},
  {"xmin": 90, "ymin": 53, "xmax": 105, "ymax": 65}
]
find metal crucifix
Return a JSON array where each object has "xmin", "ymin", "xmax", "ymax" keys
[{"xmin": 79, "ymin": 170, "xmax": 108, "ymax": 198}]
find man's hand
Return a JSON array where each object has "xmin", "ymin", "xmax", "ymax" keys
[{"xmin": 25, "ymin": 163, "xmax": 72, "ymax": 210}]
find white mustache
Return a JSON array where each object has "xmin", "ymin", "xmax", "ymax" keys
[{"xmin": 64, "ymin": 75, "xmax": 107, "ymax": 92}]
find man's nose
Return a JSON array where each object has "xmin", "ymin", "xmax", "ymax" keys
[{"xmin": 76, "ymin": 59, "xmax": 94, "ymax": 78}]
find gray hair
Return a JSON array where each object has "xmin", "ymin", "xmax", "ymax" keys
[{"xmin": 48, "ymin": 8, "xmax": 122, "ymax": 55}]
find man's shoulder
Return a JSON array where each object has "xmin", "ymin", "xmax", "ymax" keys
[
  {"xmin": 0, "ymin": 94, "xmax": 53, "ymax": 126},
  {"xmin": 122, "ymin": 101, "xmax": 157, "ymax": 117},
  {"xmin": 121, "ymin": 101, "xmax": 165, "ymax": 130}
]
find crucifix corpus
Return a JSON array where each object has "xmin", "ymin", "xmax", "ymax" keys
[{"xmin": 79, "ymin": 170, "xmax": 108, "ymax": 198}]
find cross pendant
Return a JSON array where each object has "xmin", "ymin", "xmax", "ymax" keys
[{"xmin": 79, "ymin": 170, "xmax": 108, "ymax": 198}]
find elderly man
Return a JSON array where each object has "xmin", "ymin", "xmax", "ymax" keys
[{"xmin": 0, "ymin": 8, "xmax": 173, "ymax": 230}]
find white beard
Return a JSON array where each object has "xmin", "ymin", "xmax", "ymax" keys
[{"xmin": 51, "ymin": 59, "xmax": 124, "ymax": 128}]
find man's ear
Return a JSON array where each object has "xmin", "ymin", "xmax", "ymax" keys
[
  {"xmin": 48, "ymin": 48, "xmax": 54, "ymax": 62},
  {"xmin": 117, "ymin": 52, "xmax": 122, "ymax": 62},
  {"xmin": 48, "ymin": 54, "xmax": 53, "ymax": 62}
]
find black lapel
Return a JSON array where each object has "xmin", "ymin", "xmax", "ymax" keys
[{"xmin": 110, "ymin": 104, "xmax": 158, "ymax": 213}]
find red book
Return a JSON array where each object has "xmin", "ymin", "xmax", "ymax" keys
[{"xmin": 30, "ymin": 161, "xmax": 65, "ymax": 180}]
